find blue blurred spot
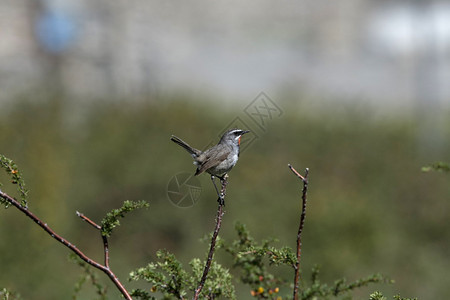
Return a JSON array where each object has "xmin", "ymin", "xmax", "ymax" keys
[{"xmin": 36, "ymin": 10, "xmax": 77, "ymax": 53}]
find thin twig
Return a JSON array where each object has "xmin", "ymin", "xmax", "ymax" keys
[
  {"xmin": 0, "ymin": 190, "xmax": 132, "ymax": 300},
  {"xmin": 193, "ymin": 175, "xmax": 228, "ymax": 300},
  {"xmin": 288, "ymin": 164, "xmax": 307, "ymax": 182},
  {"xmin": 102, "ymin": 235, "xmax": 110, "ymax": 269},
  {"xmin": 238, "ymin": 250, "xmax": 275, "ymax": 256},
  {"xmin": 288, "ymin": 164, "xmax": 309, "ymax": 300},
  {"xmin": 77, "ymin": 211, "xmax": 111, "ymax": 269},
  {"xmin": 77, "ymin": 211, "xmax": 101, "ymax": 229}
]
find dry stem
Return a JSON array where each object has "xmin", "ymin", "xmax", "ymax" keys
[
  {"xmin": 288, "ymin": 164, "xmax": 309, "ymax": 300},
  {"xmin": 193, "ymin": 175, "xmax": 228, "ymax": 300}
]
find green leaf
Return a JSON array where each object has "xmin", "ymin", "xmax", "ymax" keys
[
  {"xmin": 101, "ymin": 200, "xmax": 149, "ymax": 237},
  {"xmin": 369, "ymin": 291, "xmax": 387, "ymax": 300},
  {"xmin": 0, "ymin": 154, "xmax": 28, "ymax": 208}
]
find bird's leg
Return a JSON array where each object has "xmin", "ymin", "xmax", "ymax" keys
[
  {"xmin": 210, "ymin": 175, "xmax": 221, "ymax": 204},
  {"xmin": 211, "ymin": 175, "xmax": 225, "ymax": 205}
]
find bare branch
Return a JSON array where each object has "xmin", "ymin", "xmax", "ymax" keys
[
  {"xmin": 288, "ymin": 164, "xmax": 309, "ymax": 300},
  {"xmin": 77, "ymin": 211, "xmax": 111, "ymax": 269},
  {"xmin": 0, "ymin": 190, "xmax": 132, "ymax": 300},
  {"xmin": 193, "ymin": 175, "xmax": 228, "ymax": 300},
  {"xmin": 288, "ymin": 164, "xmax": 308, "ymax": 182}
]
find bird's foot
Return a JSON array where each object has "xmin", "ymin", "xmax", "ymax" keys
[{"xmin": 217, "ymin": 194, "xmax": 225, "ymax": 206}]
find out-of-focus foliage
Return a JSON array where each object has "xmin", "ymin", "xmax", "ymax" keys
[
  {"xmin": 129, "ymin": 249, "xmax": 235, "ymax": 299},
  {"xmin": 421, "ymin": 161, "xmax": 450, "ymax": 173},
  {"xmin": 0, "ymin": 155, "xmax": 28, "ymax": 207},
  {"xmin": 221, "ymin": 223, "xmax": 391, "ymax": 300},
  {"xmin": 69, "ymin": 253, "xmax": 108, "ymax": 300},
  {"xmin": 0, "ymin": 288, "xmax": 22, "ymax": 300},
  {"xmin": 369, "ymin": 291, "xmax": 417, "ymax": 300},
  {"xmin": 0, "ymin": 93, "xmax": 449, "ymax": 299},
  {"xmin": 128, "ymin": 222, "xmax": 390, "ymax": 300}
]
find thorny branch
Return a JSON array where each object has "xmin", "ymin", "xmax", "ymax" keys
[
  {"xmin": 0, "ymin": 190, "xmax": 132, "ymax": 300},
  {"xmin": 193, "ymin": 175, "xmax": 228, "ymax": 300},
  {"xmin": 288, "ymin": 164, "xmax": 309, "ymax": 300}
]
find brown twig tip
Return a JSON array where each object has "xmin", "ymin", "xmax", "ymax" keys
[
  {"xmin": 77, "ymin": 211, "xmax": 101, "ymax": 230},
  {"xmin": 288, "ymin": 164, "xmax": 308, "ymax": 182}
]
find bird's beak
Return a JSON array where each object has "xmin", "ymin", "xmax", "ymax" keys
[{"xmin": 238, "ymin": 130, "xmax": 249, "ymax": 146}]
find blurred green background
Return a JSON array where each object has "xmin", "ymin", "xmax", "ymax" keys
[{"xmin": 1, "ymin": 93, "xmax": 449, "ymax": 299}]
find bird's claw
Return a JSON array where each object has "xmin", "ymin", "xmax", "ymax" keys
[{"xmin": 217, "ymin": 194, "xmax": 225, "ymax": 206}]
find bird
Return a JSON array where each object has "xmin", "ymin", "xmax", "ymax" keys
[{"xmin": 170, "ymin": 129, "xmax": 250, "ymax": 204}]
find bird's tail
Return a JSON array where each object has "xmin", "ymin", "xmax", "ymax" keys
[{"xmin": 170, "ymin": 135, "xmax": 201, "ymax": 157}]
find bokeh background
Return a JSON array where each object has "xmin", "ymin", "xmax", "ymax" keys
[{"xmin": 1, "ymin": 1, "xmax": 450, "ymax": 299}]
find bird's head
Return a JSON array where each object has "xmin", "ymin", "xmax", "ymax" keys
[{"xmin": 220, "ymin": 129, "xmax": 250, "ymax": 145}]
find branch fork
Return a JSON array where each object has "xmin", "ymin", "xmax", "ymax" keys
[{"xmin": 0, "ymin": 191, "xmax": 132, "ymax": 299}]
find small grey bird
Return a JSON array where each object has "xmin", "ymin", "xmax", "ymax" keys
[{"xmin": 170, "ymin": 129, "xmax": 250, "ymax": 204}]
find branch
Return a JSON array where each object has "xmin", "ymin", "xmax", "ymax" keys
[
  {"xmin": 76, "ymin": 211, "xmax": 111, "ymax": 269},
  {"xmin": 0, "ymin": 190, "xmax": 132, "ymax": 300},
  {"xmin": 193, "ymin": 175, "xmax": 228, "ymax": 300},
  {"xmin": 288, "ymin": 164, "xmax": 309, "ymax": 300},
  {"xmin": 76, "ymin": 211, "xmax": 101, "ymax": 230}
]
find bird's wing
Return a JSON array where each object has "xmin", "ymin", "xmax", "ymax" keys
[{"xmin": 195, "ymin": 147, "xmax": 229, "ymax": 175}]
